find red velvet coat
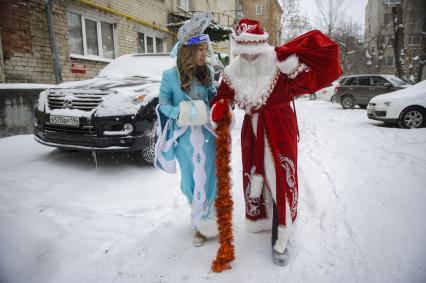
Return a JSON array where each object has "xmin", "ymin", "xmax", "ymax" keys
[{"xmin": 213, "ymin": 30, "xmax": 342, "ymax": 227}]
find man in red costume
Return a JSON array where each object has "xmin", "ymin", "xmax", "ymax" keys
[{"xmin": 211, "ymin": 19, "xmax": 342, "ymax": 266}]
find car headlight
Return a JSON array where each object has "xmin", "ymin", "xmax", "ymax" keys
[
  {"xmin": 383, "ymin": 101, "xmax": 391, "ymax": 107},
  {"xmin": 123, "ymin": 123, "xmax": 134, "ymax": 133}
]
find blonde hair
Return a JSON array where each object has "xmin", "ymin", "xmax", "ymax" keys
[{"xmin": 176, "ymin": 43, "xmax": 212, "ymax": 92}]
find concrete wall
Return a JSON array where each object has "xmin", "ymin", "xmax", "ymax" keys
[{"xmin": 0, "ymin": 89, "xmax": 42, "ymax": 137}]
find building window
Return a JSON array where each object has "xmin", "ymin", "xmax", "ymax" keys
[
  {"xmin": 256, "ymin": 4, "xmax": 264, "ymax": 15},
  {"xmin": 138, "ymin": 33, "xmax": 165, "ymax": 54},
  {"xmin": 178, "ymin": 0, "xmax": 189, "ymax": 11},
  {"xmin": 384, "ymin": 55, "xmax": 394, "ymax": 67},
  {"xmin": 85, "ymin": 19, "xmax": 99, "ymax": 56},
  {"xmin": 68, "ymin": 13, "xmax": 83, "ymax": 55},
  {"xmin": 138, "ymin": 33, "xmax": 146, "ymax": 53},
  {"xmin": 384, "ymin": 14, "xmax": 393, "ymax": 25},
  {"xmin": 101, "ymin": 22, "xmax": 115, "ymax": 59},
  {"xmin": 156, "ymin": 38, "xmax": 164, "ymax": 53},
  {"xmin": 67, "ymin": 11, "xmax": 116, "ymax": 60},
  {"xmin": 408, "ymin": 36, "xmax": 421, "ymax": 46}
]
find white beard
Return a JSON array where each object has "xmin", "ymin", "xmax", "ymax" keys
[{"xmin": 224, "ymin": 47, "xmax": 279, "ymax": 111}]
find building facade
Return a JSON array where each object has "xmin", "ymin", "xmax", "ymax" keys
[
  {"xmin": 238, "ymin": 0, "xmax": 283, "ymax": 47},
  {"xmin": 0, "ymin": 0, "xmax": 173, "ymax": 84},
  {"xmin": 364, "ymin": 0, "xmax": 425, "ymax": 80},
  {"xmin": 0, "ymin": 0, "xmax": 242, "ymax": 84}
]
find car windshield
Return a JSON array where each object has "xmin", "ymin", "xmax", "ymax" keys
[
  {"xmin": 385, "ymin": 75, "xmax": 409, "ymax": 86},
  {"xmin": 96, "ymin": 54, "xmax": 176, "ymax": 81}
]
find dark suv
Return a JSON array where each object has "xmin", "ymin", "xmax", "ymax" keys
[
  {"xmin": 335, "ymin": 74, "xmax": 409, "ymax": 109},
  {"xmin": 34, "ymin": 54, "xmax": 175, "ymax": 164}
]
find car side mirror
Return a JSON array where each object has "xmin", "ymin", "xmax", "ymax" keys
[{"xmin": 384, "ymin": 82, "xmax": 392, "ymax": 88}]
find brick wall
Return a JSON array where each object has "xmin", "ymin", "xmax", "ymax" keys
[{"xmin": 0, "ymin": 0, "xmax": 173, "ymax": 84}]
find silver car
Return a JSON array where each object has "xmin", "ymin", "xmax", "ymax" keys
[{"xmin": 335, "ymin": 74, "xmax": 409, "ymax": 109}]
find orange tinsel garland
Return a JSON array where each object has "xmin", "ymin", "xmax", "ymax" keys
[{"xmin": 212, "ymin": 112, "xmax": 235, "ymax": 272}]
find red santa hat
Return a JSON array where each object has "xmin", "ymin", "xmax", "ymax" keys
[{"xmin": 231, "ymin": 18, "xmax": 271, "ymax": 55}]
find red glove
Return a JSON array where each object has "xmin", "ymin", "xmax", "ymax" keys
[{"xmin": 211, "ymin": 99, "xmax": 230, "ymax": 122}]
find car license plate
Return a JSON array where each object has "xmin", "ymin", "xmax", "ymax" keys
[{"xmin": 49, "ymin": 115, "xmax": 80, "ymax": 127}]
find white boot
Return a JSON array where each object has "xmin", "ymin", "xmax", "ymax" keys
[
  {"xmin": 272, "ymin": 248, "xmax": 290, "ymax": 266},
  {"xmin": 193, "ymin": 231, "xmax": 207, "ymax": 247}
]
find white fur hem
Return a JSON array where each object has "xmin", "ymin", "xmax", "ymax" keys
[
  {"xmin": 245, "ymin": 217, "xmax": 271, "ymax": 233},
  {"xmin": 273, "ymin": 225, "xmax": 289, "ymax": 253},
  {"xmin": 178, "ymin": 100, "xmax": 208, "ymax": 126},
  {"xmin": 197, "ymin": 216, "xmax": 218, "ymax": 238},
  {"xmin": 277, "ymin": 54, "xmax": 299, "ymax": 74},
  {"xmin": 249, "ymin": 174, "xmax": 263, "ymax": 199}
]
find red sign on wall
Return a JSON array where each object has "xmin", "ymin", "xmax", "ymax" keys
[{"xmin": 71, "ymin": 63, "xmax": 86, "ymax": 74}]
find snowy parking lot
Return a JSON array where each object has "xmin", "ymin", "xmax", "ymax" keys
[{"xmin": 0, "ymin": 99, "xmax": 425, "ymax": 283}]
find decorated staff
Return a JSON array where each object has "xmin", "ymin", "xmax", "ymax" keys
[{"xmin": 211, "ymin": 99, "xmax": 235, "ymax": 272}]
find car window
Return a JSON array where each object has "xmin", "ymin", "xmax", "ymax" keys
[
  {"xmin": 371, "ymin": 76, "xmax": 389, "ymax": 86},
  {"xmin": 358, "ymin": 77, "xmax": 370, "ymax": 86},
  {"xmin": 387, "ymin": 76, "xmax": 409, "ymax": 86},
  {"xmin": 345, "ymin": 77, "xmax": 358, "ymax": 85}
]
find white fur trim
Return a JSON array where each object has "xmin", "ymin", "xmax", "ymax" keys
[
  {"xmin": 264, "ymin": 134, "xmax": 277, "ymax": 201},
  {"xmin": 249, "ymin": 174, "xmax": 264, "ymax": 198},
  {"xmin": 273, "ymin": 225, "xmax": 289, "ymax": 253},
  {"xmin": 277, "ymin": 54, "xmax": 300, "ymax": 74},
  {"xmin": 178, "ymin": 100, "xmax": 208, "ymax": 126},
  {"xmin": 231, "ymin": 40, "xmax": 272, "ymax": 55},
  {"xmin": 197, "ymin": 215, "xmax": 218, "ymax": 238},
  {"xmin": 209, "ymin": 103, "xmax": 218, "ymax": 129},
  {"xmin": 232, "ymin": 31, "xmax": 269, "ymax": 43},
  {"xmin": 224, "ymin": 47, "xmax": 280, "ymax": 111},
  {"xmin": 273, "ymin": 197, "xmax": 295, "ymax": 253},
  {"xmin": 245, "ymin": 217, "xmax": 271, "ymax": 233}
]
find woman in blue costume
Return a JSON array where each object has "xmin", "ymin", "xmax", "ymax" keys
[{"xmin": 154, "ymin": 12, "xmax": 219, "ymax": 246}]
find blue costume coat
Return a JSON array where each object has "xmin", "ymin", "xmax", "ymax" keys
[{"xmin": 154, "ymin": 66, "xmax": 218, "ymax": 237}]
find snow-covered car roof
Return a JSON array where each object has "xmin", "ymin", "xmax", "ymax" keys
[{"xmin": 96, "ymin": 54, "xmax": 176, "ymax": 81}]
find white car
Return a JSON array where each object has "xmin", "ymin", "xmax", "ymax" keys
[
  {"xmin": 317, "ymin": 80, "xmax": 339, "ymax": 102},
  {"xmin": 367, "ymin": 80, "xmax": 426, "ymax": 128}
]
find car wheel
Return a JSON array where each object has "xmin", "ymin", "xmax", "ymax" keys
[
  {"xmin": 309, "ymin": 93, "xmax": 317, "ymax": 100},
  {"xmin": 399, "ymin": 106, "xmax": 425, "ymax": 129},
  {"xmin": 341, "ymin": 95, "xmax": 355, "ymax": 109},
  {"xmin": 141, "ymin": 118, "xmax": 159, "ymax": 164},
  {"xmin": 330, "ymin": 95, "xmax": 336, "ymax": 103},
  {"xmin": 358, "ymin": 104, "xmax": 367, "ymax": 109}
]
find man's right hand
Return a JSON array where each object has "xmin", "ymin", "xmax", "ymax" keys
[{"xmin": 211, "ymin": 99, "xmax": 230, "ymax": 122}]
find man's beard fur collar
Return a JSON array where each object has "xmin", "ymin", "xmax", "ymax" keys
[{"xmin": 223, "ymin": 46, "xmax": 279, "ymax": 111}]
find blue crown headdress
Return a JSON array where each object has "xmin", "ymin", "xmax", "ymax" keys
[{"xmin": 170, "ymin": 11, "xmax": 213, "ymax": 58}]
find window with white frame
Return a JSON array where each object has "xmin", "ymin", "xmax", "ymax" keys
[
  {"xmin": 408, "ymin": 36, "xmax": 421, "ymax": 46},
  {"xmin": 137, "ymin": 32, "xmax": 165, "ymax": 54},
  {"xmin": 256, "ymin": 4, "xmax": 264, "ymax": 15},
  {"xmin": 384, "ymin": 55, "xmax": 394, "ymax": 67},
  {"xmin": 67, "ymin": 11, "xmax": 116, "ymax": 60},
  {"xmin": 178, "ymin": 0, "xmax": 189, "ymax": 11}
]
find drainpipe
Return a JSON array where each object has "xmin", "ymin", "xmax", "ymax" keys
[{"xmin": 46, "ymin": 0, "xmax": 62, "ymax": 84}]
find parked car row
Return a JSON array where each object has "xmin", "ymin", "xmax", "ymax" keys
[
  {"xmin": 312, "ymin": 74, "xmax": 425, "ymax": 128},
  {"xmin": 334, "ymin": 74, "xmax": 410, "ymax": 109}
]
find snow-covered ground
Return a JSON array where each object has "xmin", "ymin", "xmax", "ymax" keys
[{"xmin": 0, "ymin": 100, "xmax": 425, "ymax": 283}]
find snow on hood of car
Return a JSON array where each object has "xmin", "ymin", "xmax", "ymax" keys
[
  {"xmin": 94, "ymin": 83, "xmax": 160, "ymax": 117},
  {"xmin": 371, "ymin": 80, "xmax": 426, "ymax": 103},
  {"xmin": 37, "ymin": 77, "xmax": 161, "ymax": 117}
]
